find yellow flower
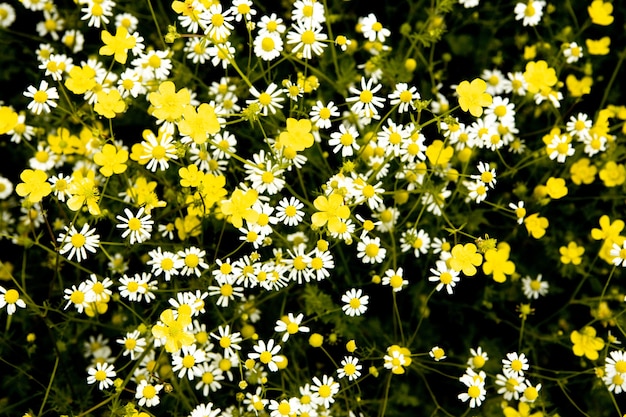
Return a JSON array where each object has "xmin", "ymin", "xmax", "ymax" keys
[
  {"xmin": 586, "ymin": 37, "xmax": 610, "ymax": 55},
  {"xmin": 93, "ymin": 143, "xmax": 129, "ymax": 177},
  {"xmin": 591, "ymin": 215, "xmax": 624, "ymax": 241},
  {"xmin": 524, "ymin": 213, "xmax": 549, "ymax": 239},
  {"xmin": 0, "ymin": 106, "xmax": 18, "ymax": 135},
  {"xmin": 523, "ymin": 60, "xmax": 557, "ymax": 95},
  {"xmin": 503, "ymin": 401, "xmax": 544, "ymax": 417},
  {"xmin": 559, "ymin": 241, "xmax": 584, "ymax": 265},
  {"xmin": 15, "ymin": 169, "xmax": 52, "ymax": 204},
  {"xmin": 599, "ymin": 161, "xmax": 626, "ymax": 187},
  {"xmin": 177, "ymin": 103, "xmax": 221, "ymax": 145},
  {"xmin": 94, "ymin": 90, "xmax": 126, "ymax": 119},
  {"xmin": 99, "ymin": 26, "xmax": 137, "ymax": 64},
  {"xmin": 570, "ymin": 326, "xmax": 604, "ymax": 360},
  {"xmin": 482, "ymin": 242, "xmax": 515, "ymax": 283},
  {"xmin": 545, "ymin": 177, "xmax": 567, "ymax": 199},
  {"xmin": 588, "ymin": 0, "xmax": 614, "ymax": 26},
  {"xmin": 276, "ymin": 118, "xmax": 314, "ymax": 152},
  {"xmin": 148, "ymin": 81, "xmax": 191, "ymax": 123},
  {"xmin": 65, "ymin": 65, "xmax": 97, "ymax": 95},
  {"xmin": 220, "ymin": 188, "xmax": 259, "ymax": 229},
  {"xmin": 456, "ymin": 78, "xmax": 492, "ymax": 117},
  {"xmin": 449, "ymin": 243, "xmax": 483, "ymax": 276},
  {"xmin": 425, "ymin": 140, "xmax": 454, "ymax": 167},
  {"xmin": 565, "ymin": 74, "xmax": 593, "ymax": 98},
  {"xmin": 151, "ymin": 309, "xmax": 195, "ymax": 353},
  {"xmin": 67, "ymin": 173, "xmax": 101, "ymax": 216},
  {"xmin": 311, "ymin": 193, "xmax": 351, "ymax": 234},
  {"xmin": 48, "ymin": 127, "xmax": 82, "ymax": 155},
  {"xmin": 570, "ymin": 158, "xmax": 597, "ymax": 185}
]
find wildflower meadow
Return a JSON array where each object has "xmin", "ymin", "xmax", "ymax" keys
[{"xmin": 2, "ymin": 0, "xmax": 626, "ymax": 416}]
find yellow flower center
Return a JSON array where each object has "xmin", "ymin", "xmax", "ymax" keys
[
  {"xmin": 4, "ymin": 289, "xmax": 19, "ymax": 304},
  {"xmin": 468, "ymin": 385, "xmax": 481, "ymax": 399},
  {"xmin": 71, "ymin": 233, "xmax": 86, "ymax": 248},
  {"xmin": 440, "ymin": 272, "xmax": 453, "ymax": 285},
  {"xmin": 185, "ymin": 254, "xmax": 199, "ymax": 267},
  {"xmin": 399, "ymin": 90, "xmax": 412, "ymax": 103},
  {"xmin": 359, "ymin": 90, "xmax": 373, "ymax": 103},
  {"xmin": 220, "ymin": 284, "xmax": 233, "ymax": 296},
  {"xmin": 124, "ymin": 338, "xmax": 137, "ymax": 350},
  {"xmin": 318, "ymin": 384, "xmax": 331, "ymax": 398},
  {"xmin": 127, "ymin": 281, "xmax": 139, "ymax": 292},
  {"xmin": 128, "ymin": 217, "xmax": 142, "ymax": 231},
  {"xmin": 259, "ymin": 351, "xmax": 272, "ymax": 364},
  {"xmin": 524, "ymin": 386, "xmax": 538, "ymax": 401},
  {"xmin": 365, "ymin": 243, "xmax": 379, "ymax": 258},
  {"xmin": 372, "ymin": 22, "xmax": 382, "ymax": 32},
  {"xmin": 70, "ymin": 290, "xmax": 85, "ymax": 304},
  {"xmin": 94, "ymin": 369, "xmax": 107, "ymax": 381},
  {"xmin": 142, "ymin": 384, "xmax": 156, "ymax": 399},
  {"xmin": 301, "ymin": 30, "xmax": 315, "ymax": 45},
  {"xmin": 389, "ymin": 274, "xmax": 403, "ymax": 289},
  {"xmin": 511, "ymin": 359, "xmax": 523, "ymax": 372},
  {"xmin": 615, "ymin": 360, "xmax": 626, "ymax": 374},
  {"xmin": 33, "ymin": 90, "xmax": 49, "ymax": 104},
  {"xmin": 182, "ymin": 354, "xmax": 195, "ymax": 368},
  {"xmin": 278, "ymin": 402, "xmax": 291, "ymax": 415},
  {"xmin": 258, "ymin": 92, "xmax": 272, "ymax": 106},
  {"xmin": 261, "ymin": 36, "xmax": 275, "ymax": 52}
]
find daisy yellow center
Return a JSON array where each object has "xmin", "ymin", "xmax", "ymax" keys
[
  {"xmin": 35, "ymin": 150, "xmax": 49, "ymax": 163},
  {"xmin": 278, "ymin": 402, "xmax": 291, "ymax": 415},
  {"xmin": 266, "ymin": 20, "xmax": 278, "ymax": 32},
  {"xmin": 237, "ymin": 3, "xmax": 250, "ymax": 14},
  {"xmin": 301, "ymin": 30, "xmax": 315, "ymax": 45},
  {"xmin": 364, "ymin": 243, "xmax": 379, "ymax": 258},
  {"xmin": 480, "ymin": 171, "xmax": 494, "ymax": 183},
  {"xmin": 525, "ymin": 3, "xmax": 536, "ymax": 17},
  {"xmin": 212, "ymin": 13, "xmax": 224, "ymax": 26},
  {"xmin": 440, "ymin": 272, "xmax": 453, "ymax": 285},
  {"xmin": 389, "ymin": 132, "xmax": 402, "ymax": 145},
  {"xmin": 511, "ymin": 359, "xmax": 523, "ymax": 372},
  {"xmin": 494, "ymin": 105, "xmax": 507, "ymax": 117},
  {"xmin": 613, "ymin": 374, "xmax": 624, "ymax": 385},
  {"xmin": 124, "ymin": 338, "xmax": 137, "ymax": 350},
  {"xmin": 349, "ymin": 298, "xmax": 361, "ymax": 308},
  {"xmin": 33, "ymin": 90, "xmax": 49, "ymax": 104},
  {"xmin": 185, "ymin": 254, "xmax": 199, "ymax": 267},
  {"xmin": 219, "ymin": 358, "xmax": 231, "ymax": 371},
  {"xmin": 71, "ymin": 233, "xmax": 86, "ymax": 248},
  {"xmin": 319, "ymin": 107, "xmax": 331, "ymax": 119},
  {"xmin": 128, "ymin": 217, "xmax": 142, "ymax": 231},
  {"xmin": 220, "ymin": 335, "xmax": 231, "ymax": 348},
  {"xmin": 379, "ymin": 209, "xmax": 393, "ymax": 223},
  {"xmin": 148, "ymin": 54, "xmax": 162, "ymax": 68},
  {"xmin": 310, "ymin": 257, "xmax": 323, "ymax": 270},
  {"xmin": 286, "ymin": 322, "xmax": 299, "ymax": 334},
  {"xmin": 284, "ymin": 205, "xmax": 297, "ymax": 217},
  {"xmin": 344, "ymin": 363, "xmax": 356, "ymax": 375},
  {"xmin": 389, "ymin": 274, "xmax": 403, "ymax": 288},
  {"xmin": 362, "ymin": 184, "xmax": 375, "ymax": 198},
  {"xmin": 261, "ymin": 36, "xmax": 275, "ymax": 52},
  {"xmin": 182, "ymin": 354, "xmax": 195, "ymax": 368},
  {"xmin": 372, "ymin": 22, "xmax": 382, "ymax": 32},
  {"xmin": 220, "ymin": 263, "xmax": 232, "ymax": 274},
  {"xmin": 524, "ymin": 386, "xmax": 538, "ymax": 401},
  {"xmin": 142, "ymin": 384, "xmax": 156, "ymax": 399},
  {"xmin": 261, "ymin": 171, "xmax": 274, "ymax": 184},
  {"xmin": 318, "ymin": 384, "xmax": 331, "ymax": 398},
  {"xmin": 259, "ymin": 350, "xmax": 272, "ymax": 364},
  {"xmin": 556, "ymin": 142, "xmax": 569, "ymax": 155},
  {"xmin": 412, "ymin": 238, "xmax": 423, "ymax": 249},
  {"xmin": 399, "ymin": 90, "xmax": 412, "ymax": 103},
  {"xmin": 530, "ymin": 280, "xmax": 541, "ymax": 291},
  {"xmin": 246, "ymin": 230, "xmax": 258, "ymax": 242},
  {"xmin": 293, "ymin": 256, "xmax": 307, "ymax": 270},
  {"xmin": 258, "ymin": 92, "xmax": 272, "ymax": 106},
  {"xmin": 161, "ymin": 258, "xmax": 174, "ymax": 270},
  {"xmin": 340, "ymin": 132, "xmax": 354, "ymax": 146},
  {"xmin": 44, "ymin": 18, "xmax": 57, "ymax": 31},
  {"xmin": 472, "ymin": 355, "xmax": 486, "ymax": 368},
  {"xmin": 407, "ymin": 143, "xmax": 420, "ymax": 155},
  {"xmin": 127, "ymin": 281, "xmax": 139, "ymax": 292},
  {"xmin": 302, "ymin": 5, "xmax": 313, "ymax": 17},
  {"xmin": 467, "ymin": 385, "xmax": 481, "ymax": 399},
  {"xmin": 122, "ymin": 79, "xmax": 135, "ymax": 90},
  {"xmin": 220, "ymin": 284, "xmax": 233, "ymax": 296},
  {"xmin": 70, "ymin": 290, "xmax": 85, "ymax": 304},
  {"xmin": 4, "ymin": 289, "xmax": 19, "ymax": 304},
  {"xmin": 360, "ymin": 90, "xmax": 373, "ymax": 103},
  {"xmin": 94, "ymin": 369, "xmax": 107, "ymax": 381},
  {"xmin": 202, "ymin": 371, "xmax": 214, "ymax": 383},
  {"xmin": 152, "ymin": 145, "xmax": 166, "ymax": 159}
]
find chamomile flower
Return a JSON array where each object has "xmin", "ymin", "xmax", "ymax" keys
[
  {"xmin": 291, "ymin": 0, "xmax": 325, "ymax": 27},
  {"xmin": 257, "ymin": 13, "xmax": 286, "ymax": 35},
  {"xmin": 64, "ymin": 281, "xmax": 91, "ymax": 313},
  {"xmin": 495, "ymin": 371, "xmax": 525, "ymax": 401},
  {"xmin": 429, "ymin": 346, "xmax": 447, "ymax": 361},
  {"xmin": 118, "ymin": 272, "xmax": 157, "ymax": 303},
  {"xmin": 116, "ymin": 329, "xmax": 146, "ymax": 360},
  {"xmin": 24, "ymin": 80, "xmax": 59, "ymax": 115},
  {"xmin": 428, "ymin": 260, "xmax": 461, "ymax": 294},
  {"xmin": 472, "ymin": 161, "xmax": 497, "ymax": 189},
  {"xmin": 275, "ymin": 312, "xmax": 310, "ymax": 342},
  {"xmin": 467, "ymin": 347, "xmax": 489, "ymax": 369},
  {"xmin": 341, "ymin": 288, "xmax": 369, "ymax": 317},
  {"xmin": 502, "ymin": 352, "xmax": 529, "ymax": 378},
  {"xmin": 116, "ymin": 206, "xmax": 154, "ymax": 244},
  {"xmin": 610, "ymin": 241, "xmax": 626, "ymax": 267},
  {"xmin": 286, "ymin": 21, "xmax": 328, "ymax": 60},
  {"xmin": 514, "ymin": 0, "xmax": 546, "ymax": 27},
  {"xmin": 521, "ymin": 274, "xmax": 549, "ymax": 299},
  {"xmin": 311, "ymin": 374, "xmax": 339, "ymax": 408},
  {"xmin": 356, "ymin": 235, "xmax": 387, "ymax": 264},
  {"xmin": 388, "ymin": 82, "xmax": 420, "ymax": 113},
  {"xmin": 211, "ymin": 324, "xmax": 243, "ymax": 358},
  {"xmin": 247, "ymin": 83, "xmax": 284, "ymax": 116},
  {"xmin": 328, "ymin": 123, "xmax": 360, "ymax": 157},
  {"xmin": 230, "ymin": 0, "xmax": 256, "ymax": 22},
  {"xmin": 563, "ymin": 42, "xmax": 583, "ymax": 63},
  {"xmin": 346, "ymin": 77, "xmax": 385, "ymax": 118},
  {"xmin": 0, "ymin": 286, "xmax": 26, "ymax": 315},
  {"xmin": 359, "ymin": 13, "xmax": 391, "ymax": 42},
  {"xmin": 458, "ymin": 369, "xmax": 486, "ymax": 408},
  {"xmin": 172, "ymin": 344, "xmax": 207, "ymax": 380},
  {"xmin": 178, "ymin": 246, "xmax": 209, "ymax": 277},
  {"xmin": 87, "ymin": 362, "xmax": 116, "ymax": 390},
  {"xmin": 276, "ymin": 196, "xmax": 305, "ymax": 226},
  {"xmin": 189, "ymin": 403, "xmax": 222, "ymax": 417},
  {"xmin": 195, "ymin": 362, "xmax": 225, "ymax": 396},
  {"xmin": 147, "ymin": 247, "xmax": 183, "ymax": 281},
  {"xmin": 310, "ymin": 100, "xmax": 339, "ymax": 129},
  {"xmin": 135, "ymin": 380, "xmax": 163, "ymax": 407},
  {"xmin": 253, "ymin": 31, "xmax": 283, "ymax": 61},
  {"xmin": 248, "ymin": 339, "xmax": 283, "ymax": 372},
  {"xmin": 207, "ymin": 275, "xmax": 244, "ymax": 307},
  {"xmin": 337, "ymin": 356, "xmax": 362, "ymax": 381},
  {"xmin": 57, "ymin": 223, "xmax": 100, "ymax": 262},
  {"xmin": 202, "ymin": 3, "xmax": 234, "ymax": 41},
  {"xmin": 382, "ymin": 267, "xmax": 408, "ymax": 292}
]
